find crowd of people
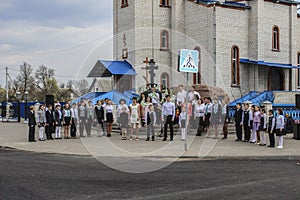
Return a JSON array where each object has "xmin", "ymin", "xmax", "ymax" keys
[
  {"xmin": 233, "ymin": 103, "xmax": 292, "ymax": 149},
  {"xmin": 27, "ymin": 84, "xmax": 293, "ymax": 151},
  {"xmin": 27, "ymin": 84, "xmax": 231, "ymax": 143}
]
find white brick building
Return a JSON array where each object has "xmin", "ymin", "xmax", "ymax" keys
[{"xmin": 113, "ymin": 0, "xmax": 300, "ymax": 99}]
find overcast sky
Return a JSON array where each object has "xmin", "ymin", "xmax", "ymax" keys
[{"xmin": 0, "ymin": 0, "xmax": 113, "ymax": 87}]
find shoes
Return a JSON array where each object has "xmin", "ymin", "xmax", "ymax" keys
[
  {"xmin": 97, "ymin": 135, "xmax": 102, "ymax": 137},
  {"xmin": 146, "ymin": 137, "xmax": 150, "ymax": 141},
  {"xmin": 242, "ymin": 140, "xmax": 249, "ymax": 142},
  {"xmin": 170, "ymin": 139, "xmax": 173, "ymax": 141},
  {"xmin": 121, "ymin": 137, "xmax": 127, "ymax": 140},
  {"xmin": 29, "ymin": 140, "xmax": 36, "ymax": 142},
  {"xmin": 276, "ymin": 146, "xmax": 283, "ymax": 149},
  {"xmin": 267, "ymin": 145, "xmax": 275, "ymax": 148},
  {"xmin": 222, "ymin": 137, "xmax": 227, "ymax": 140},
  {"xmin": 136, "ymin": 137, "xmax": 139, "ymax": 141},
  {"xmin": 107, "ymin": 134, "xmax": 111, "ymax": 137},
  {"xmin": 162, "ymin": 138, "xmax": 167, "ymax": 141},
  {"xmin": 151, "ymin": 136, "xmax": 155, "ymax": 141},
  {"xmin": 181, "ymin": 139, "xmax": 186, "ymax": 141},
  {"xmin": 49, "ymin": 138, "xmax": 54, "ymax": 140},
  {"xmin": 255, "ymin": 142, "xmax": 260, "ymax": 145},
  {"xmin": 259, "ymin": 144, "xmax": 266, "ymax": 146},
  {"xmin": 39, "ymin": 138, "xmax": 45, "ymax": 141},
  {"xmin": 235, "ymin": 139, "xmax": 242, "ymax": 142},
  {"xmin": 296, "ymin": 162, "xmax": 300, "ymax": 166},
  {"xmin": 249, "ymin": 141, "xmax": 256, "ymax": 143},
  {"xmin": 196, "ymin": 134, "xmax": 202, "ymax": 136},
  {"xmin": 80, "ymin": 135, "xmax": 85, "ymax": 138},
  {"xmin": 212, "ymin": 137, "xmax": 218, "ymax": 139}
]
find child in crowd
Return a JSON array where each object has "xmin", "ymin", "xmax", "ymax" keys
[
  {"xmin": 119, "ymin": 106, "xmax": 129, "ymax": 140},
  {"xmin": 267, "ymin": 110, "xmax": 276, "ymax": 148},
  {"xmin": 250, "ymin": 105, "xmax": 260, "ymax": 144},
  {"xmin": 179, "ymin": 107, "xmax": 187, "ymax": 141},
  {"xmin": 54, "ymin": 104, "xmax": 63, "ymax": 139},
  {"xmin": 275, "ymin": 109, "xmax": 285, "ymax": 149},
  {"xmin": 259, "ymin": 109, "xmax": 267, "ymax": 146},
  {"xmin": 145, "ymin": 104, "xmax": 156, "ymax": 141}
]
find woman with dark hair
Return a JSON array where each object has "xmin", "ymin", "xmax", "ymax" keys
[
  {"xmin": 117, "ymin": 99, "xmax": 129, "ymax": 129},
  {"xmin": 63, "ymin": 103, "xmax": 72, "ymax": 139},
  {"xmin": 221, "ymin": 99, "xmax": 229, "ymax": 139},
  {"xmin": 104, "ymin": 99, "xmax": 114, "ymax": 137},
  {"xmin": 129, "ymin": 97, "xmax": 140, "ymax": 140},
  {"xmin": 36, "ymin": 104, "xmax": 46, "ymax": 141},
  {"xmin": 139, "ymin": 93, "xmax": 147, "ymax": 128},
  {"xmin": 95, "ymin": 100, "xmax": 105, "ymax": 137},
  {"xmin": 275, "ymin": 108, "xmax": 285, "ymax": 149},
  {"xmin": 194, "ymin": 99, "xmax": 205, "ymax": 136}
]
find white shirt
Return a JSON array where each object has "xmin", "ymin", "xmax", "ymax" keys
[
  {"xmin": 194, "ymin": 103, "xmax": 205, "ymax": 117},
  {"xmin": 177, "ymin": 90, "xmax": 186, "ymax": 103},
  {"xmin": 162, "ymin": 101, "xmax": 176, "ymax": 119}
]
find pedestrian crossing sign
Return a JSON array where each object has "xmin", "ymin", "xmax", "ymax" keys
[{"xmin": 178, "ymin": 49, "xmax": 199, "ymax": 73}]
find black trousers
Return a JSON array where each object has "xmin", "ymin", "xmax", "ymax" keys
[
  {"xmin": 244, "ymin": 124, "xmax": 250, "ymax": 141},
  {"xmin": 164, "ymin": 116, "xmax": 174, "ymax": 140},
  {"xmin": 236, "ymin": 123, "xmax": 242, "ymax": 140},
  {"xmin": 268, "ymin": 129, "xmax": 275, "ymax": 146},
  {"xmin": 196, "ymin": 116, "xmax": 204, "ymax": 136},
  {"xmin": 71, "ymin": 118, "xmax": 77, "ymax": 137},
  {"xmin": 28, "ymin": 125, "xmax": 35, "ymax": 141},
  {"xmin": 46, "ymin": 125, "xmax": 53, "ymax": 139},
  {"xmin": 79, "ymin": 117, "xmax": 86, "ymax": 136}
]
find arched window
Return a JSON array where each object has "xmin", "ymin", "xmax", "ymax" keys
[
  {"xmin": 160, "ymin": 72, "xmax": 169, "ymax": 90},
  {"xmin": 121, "ymin": 0, "xmax": 128, "ymax": 8},
  {"xmin": 193, "ymin": 46, "xmax": 201, "ymax": 84},
  {"xmin": 160, "ymin": 0, "xmax": 170, "ymax": 7},
  {"xmin": 160, "ymin": 30, "xmax": 169, "ymax": 50},
  {"xmin": 298, "ymin": 52, "xmax": 300, "ymax": 87},
  {"xmin": 272, "ymin": 26, "xmax": 280, "ymax": 51},
  {"xmin": 231, "ymin": 46, "xmax": 240, "ymax": 86}
]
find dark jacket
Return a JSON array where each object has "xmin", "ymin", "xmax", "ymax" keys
[
  {"xmin": 95, "ymin": 106, "xmax": 104, "ymax": 120},
  {"xmin": 234, "ymin": 108, "xmax": 243, "ymax": 124},
  {"xmin": 243, "ymin": 110, "xmax": 249, "ymax": 125},
  {"xmin": 28, "ymin": 111, "xmax": 36, "ymax": 126},
  {"xmin": 46, "ymin": 110, "xmax": 55, "ymax": 125}
]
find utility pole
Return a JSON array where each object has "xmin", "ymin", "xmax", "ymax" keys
[{"xmin": 142, "ymin": 57, "xmax": 149, "ymax": 87}]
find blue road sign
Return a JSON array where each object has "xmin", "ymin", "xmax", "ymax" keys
[{"xmin": 178, "ymin": 49, "xmax": 199, "ymax": 73}]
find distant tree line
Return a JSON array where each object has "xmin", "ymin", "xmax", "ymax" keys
[{"xmin": 0, "ymin": 62, "xmax": 90, "ymax": 103}]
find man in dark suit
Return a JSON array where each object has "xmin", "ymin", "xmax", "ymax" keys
[
  {"xmin": 243, "ymin": 103, "xmax": 250, "ymax": 142},
  {"xmin": 45, "ymin": 104, "xmax": 55, "ymax": 140},
  {"xmin": 28, "ymin": 106, "xmax": 36, "ymax": 142},
  {"xmin": 234, "ymin": 103, "xmax": 243, "ymax": 141}
]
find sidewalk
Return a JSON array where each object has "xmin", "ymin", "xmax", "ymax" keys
[{"xmin": 0, "ymin": 122, "xmax": 299, "ymax": 160}]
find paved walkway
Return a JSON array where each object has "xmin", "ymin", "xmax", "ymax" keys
[{"xmin": 1, "ymin": 122, "xmax": 300, "ymax": 160}]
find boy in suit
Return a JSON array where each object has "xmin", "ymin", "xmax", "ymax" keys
[
  {"xmin": 28, "ymin": 106, "xmax": 36, "ymax": 142},
  {"xmin": 234, "ymin": 103, "xmax": 243, "ymax": 141}
]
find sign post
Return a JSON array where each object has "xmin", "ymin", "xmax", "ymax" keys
[{"xmin": 178, "ymin": 49, "xmax": 199, "ymax": 151}]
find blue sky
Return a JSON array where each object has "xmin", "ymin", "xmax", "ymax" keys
[{"xmin": 0, "ymin": 0, "xmax": 113, "ymax": 87}]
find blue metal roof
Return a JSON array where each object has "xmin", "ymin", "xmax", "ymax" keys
[
  {"xmin": 71, "ymin": 92, "xmax": 104, "ymax": 104},
  {"xmin": 99, "ymin": 60, "xmax": 137, "ymax": 76},
  {"xmin": 229, "ymin": 91, "xmax": 258, "ymax": 107},
  {"xmin": 240, "ymin": 58, "xmax": 299, "ymax": 69},
  {"xmin": 91, "ymin": 90, "xmax": 136, "ymax": 105},
  {"xmin": 87, "ymin": 60, "xmax": 137, "ymax": 78}
]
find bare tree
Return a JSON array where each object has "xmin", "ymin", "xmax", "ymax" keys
[
  {"xmin": 74, "ymin": 79, "xmax": 89, "ymax": 96},
  {"xmin": 35, "ymin": 65, "xmax": 55, "ymax": 95},
  {"xmin": 14, "ymin": 62, "xmax": 35, "ymax": 99}
]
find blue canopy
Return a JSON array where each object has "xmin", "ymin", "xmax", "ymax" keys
[
  {"xmin": 91, "ymin": 90, "xmax": 137, "ymax": 105},
  {"xmin": 240, "ymin": 58, "xmax": 299, "ymax": 69},
  {"xmin": 71, "ymin": 92, "xmax": 104, "ymax": 104},
  {"xmin": 229, "ymin": 91, "xmax": 258, "ymax": 107},
  {"xmin": 248, "ymin": 91, "xmax": 274, "ymax": 106},
  {"xmin": 88, "ymin": 60, "xmax": 137, "ymax": 78}
]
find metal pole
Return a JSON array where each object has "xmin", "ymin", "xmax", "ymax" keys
[
  {"xmin": 184, "ymin": 72, "xmax": 189, "ymax": 151},
  {"xmin": 5, "ymin": 67, "xmax": 8, "ymax": 101}
]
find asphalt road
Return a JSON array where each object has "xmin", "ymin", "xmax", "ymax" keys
[{"xmin": 0, "ymin": 150, "xmax": 300, "ymax": 200}]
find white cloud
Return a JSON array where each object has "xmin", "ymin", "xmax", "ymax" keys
[{"xmin": 0, "ymin": 0, "xmax": 113, "ymax": 86}]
